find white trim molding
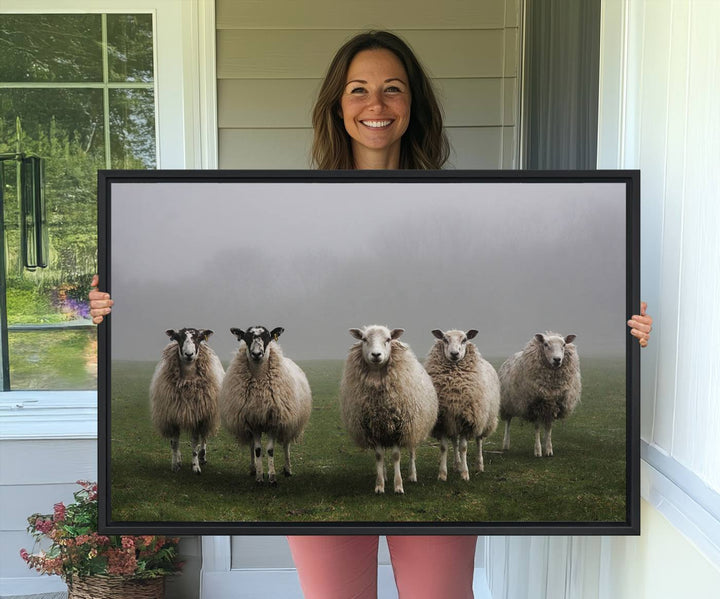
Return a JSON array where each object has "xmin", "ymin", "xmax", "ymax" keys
[
  {"xmin": 642, "ymin": 445, "xmax": 720, "ymax": 566},
  {"xmin": 0, "ymin": 391, "xmax": 96, "ymax": 440}
]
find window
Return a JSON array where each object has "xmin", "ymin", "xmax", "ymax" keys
[{"xmin": 0, "ymin": 13, "xmax": 156, "ymax": 390}]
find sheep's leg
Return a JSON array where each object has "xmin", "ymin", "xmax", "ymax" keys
[
  {"xmin": 534, "ymin": 423, "xmax": 543, "ymax": 457},
  {"xmin": 253, "ymin": 434, "xmax": 264, "ymax": 483},
  {"xmin": 476, "ymin": 436, "xmax": 484, "ymax": 473},
  {"xmin": 248, "ymin": 445, "xmax": 256, "ymax": 477},
  {"xmin": 408, "ymin": 447, "xmax": 417, "ymax": 483},
  {"xmin": 459, "ymin": 437, "xmax": 470, "ymax": 481},
  {"xmin": 266, "ymin": 436, "xmax": 277, "ymax": 485},
  {"xmin": 392, "ymin": 445, "xmax": 404, "ymax": 494},
  {"xmin": 283, "ymin": 443, "xmax": 292, "ymax": 477},
  {"xmin": 452, "ymin": 435, "xmax": 461, "ymax": 471},
  {"xmin": 438, "ymin": 436, "xmax": 449, "ymax": 481},
  {"xmin": 374, "ymin": 446, "xmax": 385, "ymax": 494},
  {"xmin": 198, "ymin": 436, "xmax": 207, "ymax": 466},
  {"xmin": 502, "ymin": 418, "xmax": 512, "ymax": 451},
  {"xmin": 190, "ymin": 432, "xmax": 202, "ymax": 474},
  {"xmin": 544, "ymin": 421, "xmax": 554, "ymax": 457},
  {"xmin": 170, "ymin": 435, "xmax": 181, "ymax": 472}
]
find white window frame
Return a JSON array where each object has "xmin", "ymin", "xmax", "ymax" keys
[{"xmin": 0, "ymin": 0, "xmax": 217, "ymax": 439}]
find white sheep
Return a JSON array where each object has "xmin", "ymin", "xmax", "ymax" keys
[
  {"xmin": 220, "ymin": 326, "xmax": 312, "ymax": 485},
  {"xmin": 149, "ymin": 328, "xmax": 225, "ymax": 474},
  {"xmin": 425, "ymin": 329, "xmax": 500, "ymax": 480},
  {"xmin": 339, "ymin": 325, "xmax": 438, "ymax": 494},
  {"xmin": 499, "ymin": 332, "xmax": 581, "ymax": 457}
]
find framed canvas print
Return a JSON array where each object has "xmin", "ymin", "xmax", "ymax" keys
[{"xmin": 98, "ymin": 170, "xmax": 640, "ymax": 535}]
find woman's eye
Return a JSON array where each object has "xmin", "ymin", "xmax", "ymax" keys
[
  {"xmin": 349, "ymin": 86, "xmax": 367, "ymax": 94},
  {"xmin": 385, "ymin": 86, "xmax": 402, "ymax": 93}
]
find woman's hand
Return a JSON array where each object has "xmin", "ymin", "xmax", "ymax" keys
[
  {"xmin": 627, "ymin": 301, "xmax": 652, "ymax": 347},
  {"xmin": 88, "ymin": 274, "xmax": 113, "ymax": 324}
]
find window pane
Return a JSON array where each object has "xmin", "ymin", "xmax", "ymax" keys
[
  {"xmin": 0, "ymin": 14, "xmax": 102, "ymax": 82},
  {"xmin": 8, "ymin": 329, "xmax": 96, "ymax": 390},
  {"xmin": 107, "ymin": 14, "xmax": 154, "ymax": 83},
  {"xmin": 1, "ymin": 89, "xmax": 102, "ymax": 390},
  {"xmin": 110, "ymin": 89, "xmax": 156, "ymax": 168},
  {"xmin": 0, "ymin": 89, "xmax": 106, "ymax": 162}
]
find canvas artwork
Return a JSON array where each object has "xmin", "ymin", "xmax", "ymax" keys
[{"xmin": 98, "ymin": 170, "xmax": 640, "ymax": 535}]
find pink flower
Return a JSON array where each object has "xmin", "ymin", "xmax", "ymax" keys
[
  {"xmin": 53, "ymin": 502, "xmax": 66, "ymax": 522},
  {"xmin": 34, "ymin": 518, "xmax": 53, "ymax": 534},
  {"xmin": 121, "ymin": 537, "xmax": 135, "ymax": 550},
  {"xmin": 19, "ymin": 548, "xmax": 29, "ymax": 562},
  {"xmin": 107, "ymin": 548, "xmax": 137, "ymax": 576}
]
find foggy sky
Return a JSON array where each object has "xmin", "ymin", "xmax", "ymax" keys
[{"xmin": 109, "ymin": 181, "xmax": 627, "ymax": 363}]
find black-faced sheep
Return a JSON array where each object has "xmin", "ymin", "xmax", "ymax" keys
[
  {"xmin": 499, "ymin": 332, "xmax": 581, "ymax": 457},
  {"xmin": 149, "ymin": 328, "xmax": 225, "ymax": 473},
  {"xmin": 339, "ymin": 325, "xmax": 438, "ymax": 494},
  {"xmin": 220, "ymin": 326, "xmax": 312, "ymax": 485},
  {"xmin": 425, "ymin": 329, "xmax": 500, "ymax": 480}
]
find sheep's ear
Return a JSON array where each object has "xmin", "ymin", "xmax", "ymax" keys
[
  {"xmin": 349, "ymin": 328, "xmax": 364, "ymax": 340},
  {"xmin": 466, "ymin": 329, "xmax": 479, "ymax": 340},
  {"xmin": 390, "ymin": 328, "xmax": 405, "ymax": 340},
  {"xmin": 271, "ymin": 327, "xmax": 284, "ymax": 341},
  {"xmin": 534, "ymin": 333, "xmax": 545, "ymax": 344},
  {"xmin": 565, "ymin": 334, "xmax": 576, "ymax": 344},
  {"xmin": 199, "ymin": 329, "xmax": 214, "ymax": 341},
  {"xmin": 165, "ymin": 329, "xmax": 178, "ymax": 339},
  {"xmin": 431, "ymin": 329, "xmax": 444, "ymax": 340},
  {"xmin": 230, "ymin": 328, "xmax": 245, "ymax": 342}
]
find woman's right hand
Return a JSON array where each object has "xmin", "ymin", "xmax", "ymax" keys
[{"xmin": 89, "ymin": 274, "xmax": 113, "ymax": 324}]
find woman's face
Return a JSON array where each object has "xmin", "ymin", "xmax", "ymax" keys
[{"xmin": 340, "ymin": 48, "xmax": 411, "ymax": 166}]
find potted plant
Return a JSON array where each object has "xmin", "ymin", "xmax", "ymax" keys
[{"xmin": 20, "ymin": 481, "xmax": 182, "ymax": 599}]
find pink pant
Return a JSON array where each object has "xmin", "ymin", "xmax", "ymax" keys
[{"xmin": 287, "ymin": 535, "xmax": 477, "ymax": 599}]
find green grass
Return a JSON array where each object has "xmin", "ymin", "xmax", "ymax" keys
[{"xmin": 109, "ymin": 357, "xmax": 627, "ymax": 524}]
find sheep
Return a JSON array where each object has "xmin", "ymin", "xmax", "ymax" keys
[
  {"xmin": 424, "ymin": 329, "xmax": 500, "ymax": 481},
  {"xmin": 499, "ymin": 332, "xmax": 581, "ymax": 457},
  {"xmin": 149, "ymin": 328, "xmax": 225, "ymax": 474},
  {"xmin": 339, "ymin": 325, "xmax": 438, "ymax": 494},
  {"xmin": 220, "ymin": 326, "xmax": 312, "ymax": 485}
]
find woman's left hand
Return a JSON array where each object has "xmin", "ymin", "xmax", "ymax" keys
[{"xmin": 627, "ymin": 301, "xmax": 652, "ymax": 347}]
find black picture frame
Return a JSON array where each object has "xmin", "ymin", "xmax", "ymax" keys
[{"xmin": 98, "ymin": 169, "xmax": 640, "ymax": 536}]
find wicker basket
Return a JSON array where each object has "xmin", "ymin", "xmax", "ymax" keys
[{"xmin": 67, "ymin": 575, "xmax": 165, "ymax": 599}]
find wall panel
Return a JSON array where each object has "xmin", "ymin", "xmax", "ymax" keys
[
  {"xmin": 218, "ymin": 29, "xmax": 508, "ymax": 80},
  {"xmin": 217, "ymin": 0, "xmax": 509, "ymax": 30}
]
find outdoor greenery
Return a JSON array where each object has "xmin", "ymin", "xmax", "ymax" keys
[
  {"xmin": 110, "ymin": 357, "xmax": 627, "ymax": 525},
  {"xmin": 0, "ymin": 13, "xmax": 155, "ymax": 389}
]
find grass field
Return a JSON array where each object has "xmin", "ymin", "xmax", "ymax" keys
[{"xmin": 109, "ymin": 357, "xmax": 627, "ymax": 524}]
